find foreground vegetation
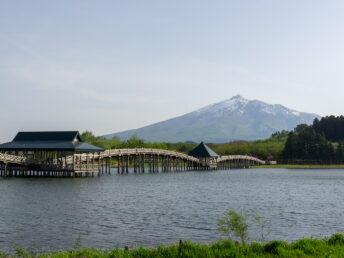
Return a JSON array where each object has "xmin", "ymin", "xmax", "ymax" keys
[
  {"xmin": 4, "ymin": 233, "xmax": 344, "ymax": 257},
  {"xmin": 5, "ymin": 210, "xmax": 344, "ymax": 257}
]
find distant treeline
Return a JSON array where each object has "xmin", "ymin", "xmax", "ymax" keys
[
  {"xmin": 209, "ymin": 131, "xmax": 288, "ymax": 161},
  {"xmin": 81, "ymin": 131, "xmax": 197, "ymax": 154},
  {"xmin": 283, "ymin": 116, "xmax": 344, "ymax": 164},
  {"xmin": 81, "ymin": 131, "xmax": 287, "ymax": 161}
]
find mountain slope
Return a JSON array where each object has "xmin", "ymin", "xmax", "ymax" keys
[{"xmin": 104, "ymin": 95, "xmax": 320, "ymax": 143}]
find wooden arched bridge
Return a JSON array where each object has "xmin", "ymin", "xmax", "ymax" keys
[
  {"xmin": 0, "ymin": 131, "xmax": 265, "ymax": 178},
  {"xmin": 0, "ymin": 148, "xmax": 265, "ymax": 177}
]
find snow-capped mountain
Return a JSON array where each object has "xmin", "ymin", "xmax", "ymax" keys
[{"xmin": 104, "ymin": 95, "xmax": 320, "ymax": 143}]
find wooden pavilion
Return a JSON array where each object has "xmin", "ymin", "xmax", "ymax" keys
[
  {"xmin": 188, "ymin": 142, "xmax": 218, "ymax": 169},
  {"xmin": 0, "ymin": 131, "xmax": 104, "ymax": 176}
]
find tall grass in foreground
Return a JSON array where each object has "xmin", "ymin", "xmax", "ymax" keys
[{"xmin": 3, "ymin": 233, "xmax": 344, "ymax": 257}]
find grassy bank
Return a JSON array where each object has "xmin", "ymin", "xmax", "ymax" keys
[
  {"xmin": 4, "ymin": 233, "xmax": 344, "ymax": 257},
  {"xmin": 252, "ymin": 164, "xmax": 344, "ymax": 169}
]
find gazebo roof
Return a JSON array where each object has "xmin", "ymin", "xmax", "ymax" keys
[
  {"xmin": 188, "ymin": 142, "xmax": 218, "ymax": 157},
  {"xmin": 0, "ymin": 131, "xmax": 104, "ymax": 152}
]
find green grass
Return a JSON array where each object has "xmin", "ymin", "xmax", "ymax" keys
[
  {"xmin": 5, "ymin": 233, "xmax": 344, "ymax": 257},
  {"xmin": 252, "ymin": 164, "xmax": 344, "ymax": 169}
]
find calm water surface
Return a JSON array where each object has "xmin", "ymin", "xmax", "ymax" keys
[{"xmin": 1, "ymin": 168, "xmax": 344, "ymax": 251}]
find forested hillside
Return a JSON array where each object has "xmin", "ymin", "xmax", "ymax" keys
[{"xmin": 283, "ymin": 116, "xmax": 344, "ymax": 163}]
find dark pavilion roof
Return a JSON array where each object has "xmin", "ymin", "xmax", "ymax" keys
[
  {"xmin": 188, "ymin": 142, "xmax": 218, "ymax": 157},
  {"xmin": 0, "ymin": 131, "xmax": 104, "ymax": 152}
]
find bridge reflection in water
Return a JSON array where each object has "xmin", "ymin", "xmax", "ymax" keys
[{"xmin": 0, "ymin": 131, "xmax": 265, "ymax": 178}]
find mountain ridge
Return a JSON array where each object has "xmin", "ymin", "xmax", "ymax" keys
[{"xmin": 104, "ymin": 95, "xmax": 320, "ymax": 143}]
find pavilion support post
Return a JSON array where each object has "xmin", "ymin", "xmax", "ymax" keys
[
  {"xmin": 92, "ymin": 153, "xmax": 95, "ymax": 173},
  {"xmin": 72, "ymin": 152, "xmax": 75, "ymax": 172},
  {"xmin": 86, "ymin": 153, "xmax": 89, "ymax": 172},
  {"xmin": 98, "ymin": 153, "xmax": 101, "ymax": 176}
]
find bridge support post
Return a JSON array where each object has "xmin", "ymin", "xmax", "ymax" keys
[
  {"xmin": 149, "ymin": 155, "xmax": 152, "ymax": 173},
  {"xmin": 117, "ymin": 156, "xmax": 120, "ymax": 174},
  {"xmin": 109, "ymin": 157, "xmax": 111, "ymax": 174},
  {"xmin": 133, "ymin": 155, "xmax": 137, "ymax": 173},
  {"xmin": 141, "ymin": 154, "xmax": 145, "ymax": 173},
  {"xmin": 126, "ymin": 155, "xmax": 129, "ymax": 173}
]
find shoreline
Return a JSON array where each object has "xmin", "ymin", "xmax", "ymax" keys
[{"xmin": 3, "ymin": 233, "xmax": 344, "ymax": 257}]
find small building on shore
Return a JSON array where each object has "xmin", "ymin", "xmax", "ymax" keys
[{"xmin": 188, "ymin": 142, "xmax": 218, "ymax": 168}]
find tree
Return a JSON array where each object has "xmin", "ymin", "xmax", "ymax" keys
[
  {"xmin": 81, "ymin": 131, "xmax": 96, "ymax": 142},
  {"xmin": 217, "ymin": 210, "xmax": 249, "ymax": 245},
  {"xmin": 294, "ymin": 124, "xmax": 309, "ymax": 133},
  {"xmin": 336, "ymin": 142, "xmax": 344, "ymax": 163}
]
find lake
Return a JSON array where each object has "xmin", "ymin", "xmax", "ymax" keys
[{"xmin": 0, "ymin": 168, "xmax": 344, "ymax": 252}]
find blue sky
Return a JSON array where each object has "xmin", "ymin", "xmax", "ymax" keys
[{"xmin": 1, "ymin": 1, "xmax": 344, "ymax": 142}]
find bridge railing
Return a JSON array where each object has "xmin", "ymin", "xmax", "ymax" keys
[
  {"xmin": 217, "ymin": 155, "xmax": 265, "ymax": 164},
  {"xmin": 0, "ymin": 153, "xmax": 27, "ymax": 165},
  {"xmin": 65, "ymin": 148, "xmax": 200, "ymax": 164},
  {"xmin": 1, "ymin": 149, "xmax": 265, "ymax": 169}
]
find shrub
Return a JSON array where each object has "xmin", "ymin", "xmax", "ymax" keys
[
  {"xmin": 328, "ymin": 233, "xmax": 344, "ymax": 245},
  {"xmin": 264, "ymin": 240, "xmax": 288, "ymax": 255}
]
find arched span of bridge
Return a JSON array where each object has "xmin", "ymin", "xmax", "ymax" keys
[
  {"xmin": 71, "ymin": 148, "xmax": 201, "ymax": 174},
  {"xmin": 217, "ymin": 155, "xmax": 265, "ymax": 169}
]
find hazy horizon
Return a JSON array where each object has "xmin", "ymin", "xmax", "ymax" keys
[{"xmin": 2, "ymin": 1, "xmax": 344, "ymax": 142}]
